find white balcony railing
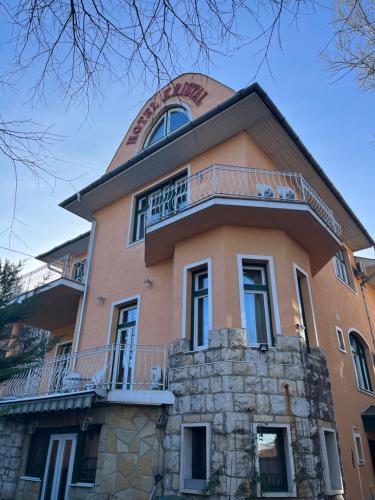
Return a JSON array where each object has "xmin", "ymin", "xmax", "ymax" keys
[
  {"xmin": 0, "ymin": 344, "xmax": 166, "ymax": 401},
  {"xmin": 13, "ymin": 255, "xmax": 87, "ymax": 297},
  {"xmin": 145, "ymin": 165, "xmax": 342, "ymax": 237}
]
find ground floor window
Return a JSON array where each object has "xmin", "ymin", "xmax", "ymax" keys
[
  {"xmin": 320, "ymin": 428, "xmax": 343, "ymax": 494},
  {"xmin": 353, "ymin": 430, "xmax": 365, "ymax": 465},
  {"xmin": 180, "ymin": 423, "xmax": 210, "ymax": 493},
  {"xmin": 256, "ymin": 424, "xmax": 295, "ymax": 495},
  {"xmin": 24, "ymin": 425, "xmax": 101, "ymax": 499}
]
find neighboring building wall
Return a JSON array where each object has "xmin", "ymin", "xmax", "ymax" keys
[{"xmin": 165, "ymin": 329, "xmax": 341, "ymax": 499}]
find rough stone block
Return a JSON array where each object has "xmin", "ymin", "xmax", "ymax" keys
[
  {"xmin": 232, "ymin": 361, "xmax": 256, "ymax": 376},
  {"xmin": 256, "ymin": 393, "xmax": 270, "ymax": 413},
  {"xmin": 244, "ymin": 376, "xmax": 262, "ymax": 393},
  {"xmin": 269, "ymin": 364, "xmax": 284, "ymax": 378},
  {"xmin": 291, "ymin": 397, "xmax": 310, "ymax": 417},
  {"xmin": 191, "ymin": 394, "xmax": 205, "ymax": 412},
  {"xmin": 270, "ymin": 395, "xmax": 287, "ymax": 415},
  {"xmin": 262, "ymin": 377, "xmax": 278, "ymax": 394},
  {"xmin": 214, "ymin": 393, "xmax": 233, "ymax": 412},
  {"xmin": 222, "ymin": 375, "xmax": 244, "ymax": 392},
  {"xmin": 221, "ymin": 347, "xmax": 244, "ymax": 361},
  {"xmin": 209, "ymin": 329, "xmax": 229, "ymax": 348},
  {"xmin": 233, "ymin": 393, "xmax": 256, "ymax": 412},
  {"xmin": 276, "ymin": 335, "xmax": 301, "ymax": 352},
  {"xmin": 227, "ymin": 329, "xmax": 247, "ymax": 348}
]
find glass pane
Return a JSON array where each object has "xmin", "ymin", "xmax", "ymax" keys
[
  {"xmin": 244, "ymin": 292, "xmax": 268, "ymax": 344},
  {"xmin": 197, "ymin": 295, "xmax": 209, "ymax": 347},
  {"xmin": 243, "ymin": 268, "xmax": 264, "ymax": 286},
  {"xmin": 192, "ymin": 427, "xmax": 206, "ymax": 479},
  {"xmin": 79, "ymin": 432, "xmax": 100, "ymax": 483},
  {"xmin": 120, "ymin": 306, "xmax": 137, "ymax": 326},
  {"xmin": 57, "ymin": 440, "xmax": 72, "ymax": 500},
  {"xmin": 169, "ymin": 110, "xmax": 189, "ymax": 132},
  {"xmin": 44, "ymin": 440, "xmax": 59, "ymax": 500},
  {"xmin": 257, "ymin": 430, "xmax": 287, "ymax": 491},
  {"xmin": 147, "ymin": 118, "xmax": 165, "ymax": 145},
  {"xmin": 197, "ymin": 272, "xmax": 208, "ymax": 291}
]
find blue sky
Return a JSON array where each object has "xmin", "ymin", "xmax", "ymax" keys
[{"xmin": 0, "ymin": 4, "xmax": 374, "ymax": 271}]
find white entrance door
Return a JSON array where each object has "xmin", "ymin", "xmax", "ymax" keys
[{"xmin": 40, "ymin": 434, "xmax": 77, "ymax": 500}]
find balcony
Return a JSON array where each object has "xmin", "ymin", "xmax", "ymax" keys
[
  {"xmin": 0, "ymin": 344, "xmax": 172, "ymax": 412},
  {"xmin": 13, "ymin": 256, "xmax": 87, "ymax": 330},
  {"xmin": 144, "ymin": 165, "xmax": 342, "ymax": 273}
]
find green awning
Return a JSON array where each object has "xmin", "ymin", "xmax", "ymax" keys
[
  {"xmin": 362, "ymin": 406, "xmax": 375, "ymax": 432},
  {"xmin": 0, "ymin": 391, "xmax": 97, "ymax": 415}
]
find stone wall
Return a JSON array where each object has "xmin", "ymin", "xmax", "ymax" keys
[
  {"xmin": 165, "ymin": 329, "xmax": 342, "ymax": 499},
  {"xmin": 10, "ymin": 404, "xmax": 164, "ymax": 500},
  {"xmin": 0, "ymin": 417, "xmax": 26, "ymax": 499}
]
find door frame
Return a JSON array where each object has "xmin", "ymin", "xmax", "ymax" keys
[{"xmin": 40, "ymin": 433, "xmax": 77, "ymax": 500}]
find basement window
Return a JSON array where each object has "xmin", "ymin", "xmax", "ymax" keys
[
  {"xmin": 256, "ymin": 424, "xmax": 296, "ymax": 496},
  {"xmin": 320, "ymin": 428, "xmax": 343, "ymax": 494},
  {"xmin": 353, "ymin": 431, "xmax": 365, "ymax": 466},
  {"xmin": 180, "ymin": 424, "xmax": 210, "ymax": 493},
  {"xmin": 335, "ymin": 327, "xmax": 346, "ymax": 352}
]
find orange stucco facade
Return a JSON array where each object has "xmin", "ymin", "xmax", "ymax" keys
[{"xmin": 7, "ymin": 73, "xmax": 375, "ymax": 499}]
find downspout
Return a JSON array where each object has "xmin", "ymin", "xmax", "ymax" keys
[
  {"xmin": 360, "ymin": 282, "xmax": 375, "ymax": 350},
  {"xmin": 73, "ymin": 194, "xmax": 97, "ymax": 353}
]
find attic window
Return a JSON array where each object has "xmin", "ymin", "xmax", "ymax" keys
[{"xmin": 144, "ymin": 107, "xmax": 189, "ymax": 148}]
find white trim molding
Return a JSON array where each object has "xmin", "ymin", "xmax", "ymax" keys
[
  {"xmin": 335, "ymin": 326, "xmax": 346, "ymax": 353},
  {"xmin": 180, "ymin": 422, "xmax": 211, "ymax": 495},
  {"xmin": 237, "ymin": 254, "xmax": 281, "ymax": 344},
  {"xmin": 253, "ymin": 422, "xmax": 296, "ymax": 498},
  {"xmin": 292, "ymin": 263, "xmax": 319, "ymax": 347},
  {"xmin": 319, "ymin": 427, "xmax": 344, "ymax": 495},
  {"xmin": 181, "ymin": 258, "xmax": 213, "ymax": 345},
  {"xmin": 352, "ymin": 428, "xmax": 365, "ymax": 466}
]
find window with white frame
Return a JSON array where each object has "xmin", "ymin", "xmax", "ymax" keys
[
  {"xmin": 334, "ymin": 249, "xmax": 349, "ymax": 285},
  {"xmin": 256, "ymin": 424, "xmax": 295, "ymax": 495},
  {"xmin": 335, "ymin": 327, "xmax": 346, "ymax": 352},
  {"xmin": 320, "ymin": 428, "xmax": 343, "ymax": 494},
  {"xmin": 143, "ymin": 107, "xmax": 189, "ymax": 148},
  {"xmin": 180, "ymin": 424, "xmax": 210, "ymax": 493},
  {"xmin": 191, "ymin": 267, "xmax": 209, "ymax": 350},
  {"xmin": 349, "ymin": 332, "xmax": 372, "ymax": 392},
  {"xmin": 353, "ymin": 430, "xmax": 365, "ymax": 465},
  {"xmin": 114, "ymin": 302, "xmax": 138, "ymax": 389},
  {"xmin": 241, "ymin": 263, "xmax": 273, "ymax": 346}
]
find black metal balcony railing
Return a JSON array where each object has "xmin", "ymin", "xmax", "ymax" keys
[{"xmin": 145, "ymin": 165, "xmax": 342, "ymax": 238}]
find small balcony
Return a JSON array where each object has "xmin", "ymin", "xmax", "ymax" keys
[
  {"xmin": 13, "ymin": 255, "xmax": 87, "ymax": 330},
  {"xmin": 144, "ymin": 165, "xmax": 342, "ymax": 273},
  {"xmin": 0, "ymin": 344, "xmax": 172, "ymax": 411}
]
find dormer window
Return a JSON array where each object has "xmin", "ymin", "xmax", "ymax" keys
[{"xmin": 143, "ymin": 107, "xmax": 189, "ymax": 148}]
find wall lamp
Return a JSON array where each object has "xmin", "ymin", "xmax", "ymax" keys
[
  {"xmin": 96, "ymin": 296, "xmax": 106, "ymax": 305},
  {"xmin": 144, "ymin": 278, "xmax": 153, "ymax": 288}
]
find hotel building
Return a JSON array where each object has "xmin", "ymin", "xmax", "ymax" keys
[{"xmin": 0, "ymin": 73, "xmax": 374, "ymax": 500}]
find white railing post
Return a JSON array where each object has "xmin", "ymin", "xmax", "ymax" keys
[{"xmin": 212, "ymin": 164, "xmax": 217, "ymax": 194}]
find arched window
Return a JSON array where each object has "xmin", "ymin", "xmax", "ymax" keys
[
  {"xmin": 349, "ymin": 332, "xmax": 372, "ymax": 391},
  {"xmin": 144, "ymin": 107, "xmax": 189, "ymax": 148}
]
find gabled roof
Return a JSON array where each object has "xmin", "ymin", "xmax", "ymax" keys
[{"xmin": 60, "ymin": 82, "xmax": 374, "ymax": 252}]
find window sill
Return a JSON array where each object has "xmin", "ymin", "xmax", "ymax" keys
[
  {"xmin": 70, "ymin": 483, "xmax": 95, "ymax": 488},
  {"xmin": 126, "ymin": 238, "xmax": 144, "ymax": 249},
  {"xmin": 335, "ymin": 275, "xmax": 357, "ymax": 295},
  {"xmin": 19, "ymin": 476, "xmax": 41, "ymax": 482},
  {"xmin": 338, "ymin": 348, "xmax": 347, "ymax": 353},
  {"xmin": 326, "ymin": 489, "xmax": 344, "ymax": 495},
  {"xmin": 261, "ymin": 491, "xmax": 295, "ymax": 498},
  {"xmin": 357, "ymin": 388, "xmax": 375, "ymax": 398}
]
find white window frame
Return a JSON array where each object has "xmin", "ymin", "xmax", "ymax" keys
[
  {"xmin": 254, "ymin": 423, "xmax": 296, "ymax": 498},
  {"xmin": 237, "ymin": 255, "xmax": 281, "ymax": 346},
  {"xmin": 180, "ymin": 422, "xmax": 211, "ymax": 495},
  {"xmin": 192, "ymin": 269, "xmax": 210, "ymax": 351},
  {"xmin": 319, "ymin": 427, "xmax": 343, "ymax": 495},
  {"xmin": 353, "ymin": 430, "xmax": 365, "ymax": 466},
  {"xmin": 292, "ymin": 263, "xmax": 319, "ymax": 347},
  {"xmin": 40, "ymin": 433, "xmax": 77, "ymax": 500},
  {"xmin": 144, "ymin": 106, "xmax": 190, "ymax": 149},
  {"xmin": 335, "ymin": 326, "xmax": 346, "ymax": 353},
  {"xmin": 126, "ymin": 165, "xmax": 190, "ymax": 247},
  {"xmin": 181, "ymin": 258, "xmax": 212, "ymax": 350}
]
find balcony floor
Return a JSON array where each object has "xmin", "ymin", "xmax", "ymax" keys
[{"xmin": 145, "ymin": 197, "xmax": 342, "ymax": 274}]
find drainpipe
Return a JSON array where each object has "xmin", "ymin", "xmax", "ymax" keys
[
  {"xmin": 358, "ymin": 262, "xmax": 375, "ymax": 350},
  {"xmin": 73, "ymin": 193, "xmax": 97, "ymax": 353}
]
